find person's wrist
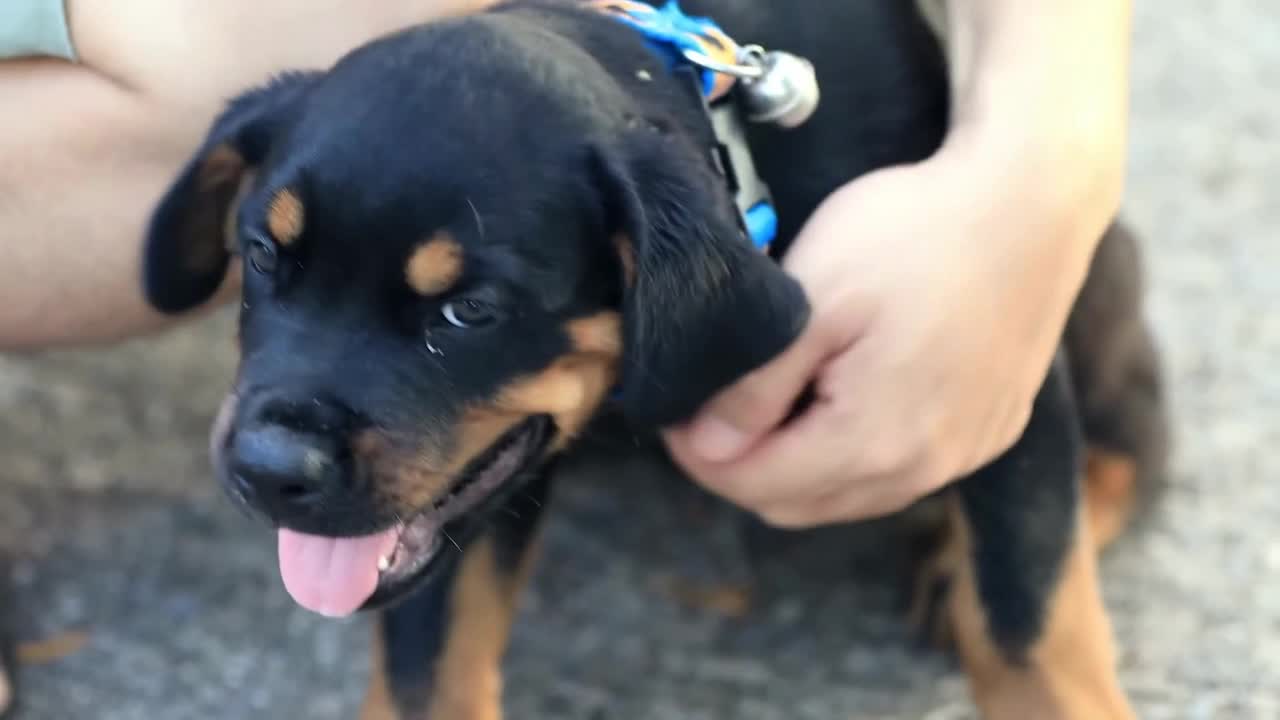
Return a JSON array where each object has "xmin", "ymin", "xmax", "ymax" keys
[
  {"xmin": 940, "ymin": 0, "xmax": 1131, "ymax": 255},
  {"xmin": 937, "ymin": 113, "xmax": 1123, "ymax": 267}
]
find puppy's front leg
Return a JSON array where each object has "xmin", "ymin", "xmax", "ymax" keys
[
  {"xmin": 945, "ymin": 362, "xmax": 1135, "ymax": 720},
  {"xmin": 360, "ymin": 476, "xmax": 549, "ymax": 720}
]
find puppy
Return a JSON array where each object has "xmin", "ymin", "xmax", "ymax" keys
[{"xmin": 141, "ymin": 1, "xmax": 1168, "ymax": 718}]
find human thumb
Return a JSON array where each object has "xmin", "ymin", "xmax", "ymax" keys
[{"xmin": 668, "ymin": 326, "xmax": 831, "ymax": 463}]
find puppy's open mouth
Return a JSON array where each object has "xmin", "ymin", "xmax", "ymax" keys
[{"xmin": 276, "ymin": 416, "xmax": 552, "ymax": 617}]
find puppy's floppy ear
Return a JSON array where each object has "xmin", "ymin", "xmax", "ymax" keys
[
  {"xmin": 597, "ymin": 126, "xmax": 811, "ymax": 428},
  {"xmin": 142, "ymin": 71, "xmax": 317, "ymax": 314}
]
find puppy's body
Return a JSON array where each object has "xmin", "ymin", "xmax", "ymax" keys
[{"xmin": 142, "ymin": 1, "xmax": 1168, "ymax": 718}]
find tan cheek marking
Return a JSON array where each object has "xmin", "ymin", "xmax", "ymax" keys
[
  {"xmin": 447, "ymin": 411, "xmax": 527, "ymax": 475},
  {"xmin": 364, "ymin": 312, "xmax": 623, "ymax": 513},
  {"xmin": 567, "ymin": 311, "xmax": 623, "ymax": 356},
  {"xmin": 407, "ymin": 233, "xmax": 464, "ymax": 296},
  {"xmin": 356, "ymin": 432, "xmax": 449, "ymax": 512},
  {"xmin": 497, "ymin": 311, "xmax": 623, "ymax": 449},
  {"xmin": 267, "ymin": 188, "xmax": 305, "ymax": 246},
  {"xmin": 360, "ymin": 413, "xmax": 527, "ymax": 514}
]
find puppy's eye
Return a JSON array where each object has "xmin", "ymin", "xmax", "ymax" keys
[
  {"xmin": 441, "ymin": 299, "xmax": 495, "ymax": 328},
  {"xmin": 247, "ymin": 236, "xmax": 278, "ymax": 274}
]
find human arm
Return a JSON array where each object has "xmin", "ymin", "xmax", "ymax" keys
[
  {"xmin": 662, "ymin": 0, "xmax": 1133, "ymax": 526},
  {"xmin": 0, "ymin": 0, "xmax": 489, "ymax": 351}
]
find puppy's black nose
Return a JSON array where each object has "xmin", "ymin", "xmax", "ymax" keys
[
  {"xmin": 228, "ymin": 394, "xmax": 353, "ymax": 520},
  {"xmin": 230, "ymin": 425, "xmax": 350, "ymax": 517}
]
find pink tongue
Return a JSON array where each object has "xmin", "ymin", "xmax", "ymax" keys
[{"xmin": 277, "ymin": 527, "xmax": 400, "ymax": 617}]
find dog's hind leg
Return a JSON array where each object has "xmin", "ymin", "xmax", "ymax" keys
[
  {"xmin": 917, "ymin": 361, "xmax": 1135, "ymax": 720},
  {"xmin": 1065, "ymin": 219, "xmax": 1172, "ymax": 552},
  {"xmin": 359, "ymin": 474, "xmax": 550, "ymax": 720}
]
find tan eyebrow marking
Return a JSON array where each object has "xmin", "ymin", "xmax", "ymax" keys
[
  {"xmin": 267, "ymin": 188, "xmax": 305, "ymax": 246},
  {"xmin": 406, "ymin": 232, "xmax": 465, "ymax": 296}
]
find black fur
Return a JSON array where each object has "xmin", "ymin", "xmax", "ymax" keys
[
  {"xmin": 141, "ymin": 0, "xmax": 1166, "ymax": 715},
  {"xmin": 380, "ymin": 552, "xmax": 455, "ymax": 714},
  {"xmin": 956, "ymin": 355, "xmax": 1081, "ymax": 661},
  {"xmin": 144, "ymin": 71, "xmax": 319, "ymax": 313}
]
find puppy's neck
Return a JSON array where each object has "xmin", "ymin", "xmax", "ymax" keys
[{"xmin": 492, "ymin": 0, "xmax": 722, "ymax": 139}]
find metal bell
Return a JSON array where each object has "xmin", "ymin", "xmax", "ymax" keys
[{"xmin": 737, "ymin": 48, "xmax": 821, "ymax": 129}]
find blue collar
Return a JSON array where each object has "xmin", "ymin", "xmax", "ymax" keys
[
  {"xmin": 591, "ymin": 1, "xmax": 778, "ymax": 251},
  {"xmin": 591, "ymin": 1, "xmax": 736, "ymax": 100}
]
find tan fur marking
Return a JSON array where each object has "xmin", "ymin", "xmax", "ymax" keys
[
  {"xmin": 267, "ymin": 188, "xmax": 305, "ymax": 246},
  {"xmin": 613, "ymin": 234, "xmax": 637, "ymax": 288},
  {"xmin": 567, "ymin": 311, "xmax": 623, "ymax": 356},
  {"xmin": 355, "ymin": 430, "xmax": 456, "ymax": 513},
  {"xmin": 198, "ymin": 144, "xmax": 245, "ymax": 190},
  {"xmin": 1085, "ymin": 449, "xmax": 1139, "ymax": 551},
  {"xmin": 494, "ymin": 315, "xmax": 621, "ymax": 450},
  {"xmin": 407, "ymin": 233, "xmax": 465, "ymax": 296},
  {"xmin": 358, "ymin": 618, "xmax": 399, "ymax": 720},
  {"xmin": 367, "ymin": 312, "xmax": 621, "ymax": 514},
  {"xmin": 946, "ymin": 496, "xmax": 1135, "ymax": 720},
  {"xmin": 426, "ymin": 536, "xmax": 538, "ymax": 720}
]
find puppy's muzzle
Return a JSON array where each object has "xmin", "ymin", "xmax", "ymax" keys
[{"xmin": 220, "ymin": 389, "xmax": 357, "ymax": 524}]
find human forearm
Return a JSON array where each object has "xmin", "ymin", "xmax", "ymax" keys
[
  {"xmin": 1, "ymin": 0, "xmax": 498, "ymax": 351},
  {"xmin": 0, "ymin": 60, "xmax": 228, "ymax": 351},
  {"xmin": 942, "ymin": 0, "xmax": 1133, "ymax": 238}
]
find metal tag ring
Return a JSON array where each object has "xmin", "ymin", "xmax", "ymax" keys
[{"xmin": 680, "ymin": 46, "xmax": 766, "ymax": 79}]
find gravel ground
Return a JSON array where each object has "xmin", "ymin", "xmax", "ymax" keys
[{"xmin": 2, "ymin": 2, "xmax": 1277, "ymax": 718}]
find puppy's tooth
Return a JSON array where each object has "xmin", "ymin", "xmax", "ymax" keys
[{"xmin": 378, "ymin": 555, "xmax": 390, "ymax": 572}]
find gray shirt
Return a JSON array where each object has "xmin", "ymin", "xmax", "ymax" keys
[{"xmin": 0, "ymin": 0, "xmax": 75, "ymax": 61}]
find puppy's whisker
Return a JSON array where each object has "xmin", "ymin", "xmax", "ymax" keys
[
  {"xmin": 443, "ymin": 529, "xmax": 463, "ymax": 553},
  {"xmin": 466, "ymin": 197, "xmax": 485, "ymax": 239}
]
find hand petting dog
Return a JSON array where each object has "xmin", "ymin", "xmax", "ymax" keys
[
  {"xmin": 664, "ymin": 138, "xmax": 1111, "ymax": 527},
  {"xmin": 664, "ymin": 0, "xmax": 1131, "ymax": 528}
]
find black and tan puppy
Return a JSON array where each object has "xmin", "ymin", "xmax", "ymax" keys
[{"xmin": 141, "ymin": 1, "xmax": 1168, "ymax": 718}]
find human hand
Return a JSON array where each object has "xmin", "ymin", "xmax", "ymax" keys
[{"xmin": 662, "ymin": 130, "xmax": 1120, "ymax": 528}]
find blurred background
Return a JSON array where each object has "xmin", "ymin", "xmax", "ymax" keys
[{"xmin": 1, "ymin": 3, "xmax": 1276, "ymax": 718}]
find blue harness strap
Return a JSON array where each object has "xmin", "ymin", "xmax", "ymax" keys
[
  {"xmin": 589, "ymin": 1, "xmax": 779, "ymax": 252},
  {"xmin": 588, "ymin": 1, "xmax": 741, "ymax": 102},
  {"xmin": 588, "ymin": 1, "xmax": 787, "ymax": 402}
]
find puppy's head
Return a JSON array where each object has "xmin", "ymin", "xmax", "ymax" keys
[{"xmin": 143, "ymin": 14, "xmax": 808, "ymax": 614}]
